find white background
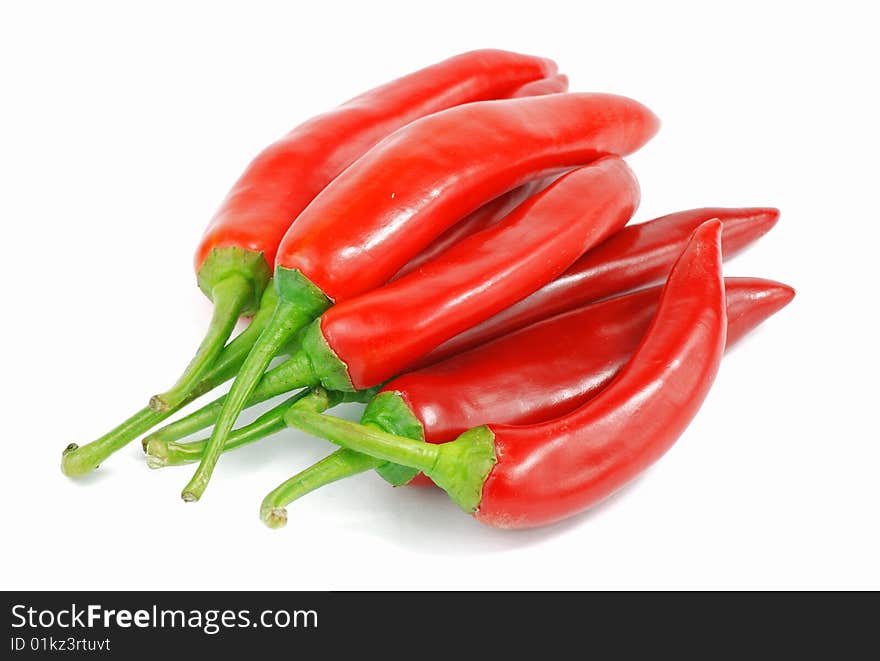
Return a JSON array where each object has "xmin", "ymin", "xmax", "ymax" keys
[{"xmin": 2, "ymin": 1, "xmax": 878, "ymax": 590}]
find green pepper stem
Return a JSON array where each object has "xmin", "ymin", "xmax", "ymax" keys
[
  {"xmin": 61, "ymin": 284, "xmax": 281, "ymax": 478},
  {"xmin": 285, "ymin": 409, "xmax": 440, "ymax": 473},
  {"xmin": 142, "ymin": 349, "xmax": 317, "ymax": 448},
  {"xmin": 182, "ymin": 299, "xmax": 322, "ymax": 502},
  {"xmin": 145, "ymin": 391, "xmax": 307, "ymax": 467},
  {"xmin": 149, "ymin": 274, "xmax": 253, "ymax": 413},
  {"xmin": 286, "ymin": 410, "xmax": 497, "ymax": 513},
  {"xmin": 62, "ymin": 406, "xmax": 165, "ymax": 477},
  {"xmin": 260, "ymin": 449, "xmax": 381, "ymax": 529},
  {"xmin": 145, "ymin": 387, "xmax": 342, "ymax": 467}
]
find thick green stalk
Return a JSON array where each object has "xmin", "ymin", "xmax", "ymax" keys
[
  {"xmin": 270, "ymin": 388, "xmax": 426, "ymax": 487},
  {"xmin": 181, "ymin": 268, "xmax": 330, "ymax": 502},
  {"xmin": 285, "ymin": 409, "xmax": 496, "ymax": 513},
  {"xmin": 149, "ymin": 273, "xmax": 253, "ymax": 413},
  {"xmin": 260, "ymin": 449, "xmax": 381, "ymax": 529},
  {"xmin": 284, "ymin": 410, "xmax": 440, "ymax": 474},
  {"xmin": 254, "ymin": 392, "xmax": 425, "ymax": 514},
  {"xmin": 61, "ymin": 289, "xmax": 279, "ymax": 477}
]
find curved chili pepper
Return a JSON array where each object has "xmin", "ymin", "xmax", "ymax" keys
[
  {"xmin": 257, "ymin": 275, "xmax": 791, "ymax": 522},
  {"xmin": 286, "ymin": 220, "xmax": 728, "ymax": 529},
  {"xmin": 186, "ymin": 145, "xmax": 650, "ymax": 500},
  {"xmin": 373, "ymin": 276, "xmax": 789, "ymax": 478},
  {"xmin": 155, "ymin": 49, "xmax": 558, "ymax": 413},
  {"xmin": 277, "ymin": 94, "xmax": 656, "ymax": 301},
  {"xmin": 143, "ymin": 204, "xmax": 773, "ymax": 449},
  {"xmin": 417, "ymin": 206, "xmax": 778, "ymax": 366},
  {"xmin": 61, "ymin": 51, "xmax": 560, "ymax": 478}
]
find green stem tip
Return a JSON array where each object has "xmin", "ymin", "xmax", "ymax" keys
[
  {"xmin": 62, "ymin": 406, "xmax": 166, "ymax": 477},
  {"xmin": 259, "ymin": 448, "xmax": 382, "ymax": 529},
  {"xmin": 262, "ymin": 506, "xmax": 288, "ymax": 530}
]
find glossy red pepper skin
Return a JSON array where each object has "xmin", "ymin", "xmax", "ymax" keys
[
  {"xmin": 319, "ymin": 156, "xmax": 639, "ymax": 390},
  {"xmin": 400, "ymin": 276, "xmax": 790, "ymax": 487},
  {"xmin": 390, "ymin": 178, "xmax": 552, "ymax": 280},
  {"xmin": 276, "ymin": 92, "xmax": 659, "ymax": 302},
  {"xmin": 396, "ymin": 276, "xmax": 792, "ymax": 449},
  {"xmin": 389, "ymin": 74, "xmax": 569, "ymax": 280},
  {"xmin": 418, "ymin": 207, "xmax": 778, "ymax": 366},
  {"xmin": 194, "ymin": 49, "xmax": 557, "ymax": 272},
  {"xmin": 476, "ymin": 220, "xmax": 727, "ymax": 527}
]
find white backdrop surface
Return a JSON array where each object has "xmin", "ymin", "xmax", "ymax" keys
[{"xmin": 2, "ymin": 1, "xmax": 877, "ymax": 590}]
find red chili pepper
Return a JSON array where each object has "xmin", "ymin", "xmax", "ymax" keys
[
  {"xmin": 153, "ymin": 49, "xmax": 558, "ymax": 413},
  {"xmin": 278, "ymin": 94, "xmax": 657, "ymax": 301},
  {"xmin": 417, "ymin": 206, "xmax": 779, "ymax": 366},
  {"xmin": 286, "ymin": 219, "xmax": 728, "ymax": 528},
  {"xmin": 372, "ymin": 76, "xmax": 571, "ymax": 281},
  {"xmin": 186, "ymin": 95, "xmax": 658, "ymax": 501},
  {"xmin": 142, "ymin": 205, "xmax": 774, "ymax": 449},
  {"xmin": 382, "ymin": 276, "xmax": 790, "ymax": 454},
  {"xmin": 61, "ymin": 50, "xmax": 559, "ymax": 478},
  {"xmin": 254, "ymin": 275, "xmax": 790, "ymax": 522}
]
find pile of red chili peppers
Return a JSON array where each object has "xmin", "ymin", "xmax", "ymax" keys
[{"xmin": 63, "ymin": 50, "xmax": 793, "ymax": 530}]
